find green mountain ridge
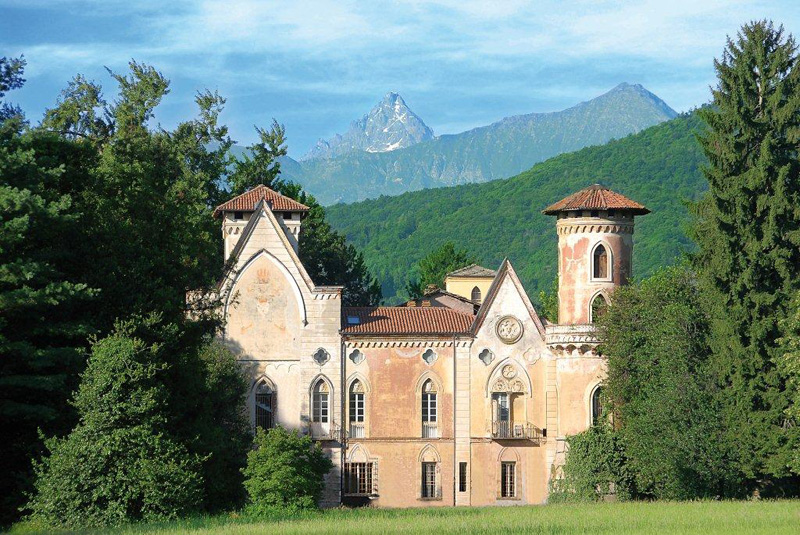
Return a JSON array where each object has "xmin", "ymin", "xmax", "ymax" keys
[
  {"xmin": 282, "ymin": 83, "xmax": 678, "ymax": 205},
  {"xmin": 325, "ymin": 112, "xmax": 708, "ymax": 303}
]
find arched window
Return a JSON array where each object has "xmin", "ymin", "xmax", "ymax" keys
[
  {"xmin": 591, "ymin": 386, "xmax": 603, "ymax": 425},
  {"xmin": 312, "ymin": 380, "xmax": 330, "ymax": 423},
  {"xmin": 421, "ymin": 379, "xmax": 438, "ymax": 438},
  {"xmin": 591, "ymin": 293, "xmax": 609, "ymax": 323},
  {"xmin": 471, "ymin": 286, "xmax": 482, "ymax": 304},
  {"xmin": 255, "ymin": 381, "xmax": 274, "ymax": 431},
  {"xmin": 349, "ymin": 380, "xmax": 365, "ymax": 438},
  {"xmin": 593, "ymin": 244, "xmax": 609, "ymax": 279}
]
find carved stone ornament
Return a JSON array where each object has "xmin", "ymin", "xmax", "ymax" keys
[
  {"xmin": 478, "ymin": 348, "xmax": 494, "ymax": 366},
  {"xmin": 512, "ymin": 380, "xmax": 524, "ymax": 393},
  {"xmin": 501, "ymin": 365, "xmax": 517, "ymax": 379},
  {"xmin": 496, "ymin": 315, "xmax": 523, "ymax": 344},
  {"xmin": 493, "ymin": 378, "xmax": 509, "ymax": 392},
  {"xmin": 349, "ymin": 349, "xmax": 365, "ymax": 365},
  {"xmin": 313, "ymin": 348, "xmax": 330, "ymax": 366}
]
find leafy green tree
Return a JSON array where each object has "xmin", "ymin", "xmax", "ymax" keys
[
  {"xmin": 548, "ymin": 425, "xmax": 634, "ymax": 503},
  {"xmin": 691, "ymin": 20, "xmax": 800, "ymax": 489},
  {"xmin": 242, "ymin": 427, "xmax": 333, "ymax": 513},
  {"xmin": 537, "ymin": 276, "xmax": 559, "ymax": 323},
  {"xmin": 0, "ymin": 58, "xmax": 96, "ymax": 526},
  {"xmin": 0, "ymin": 56, "xmax": 25, "ymax": 121},
  {"xmin": 27, "ymin": 317, "xmax": 203, "ymax": 528},
  {"xmin": 405, "ymin": 241, "xmax": 476, "ymax": 299},
  {"xmin": 597, "ymin": 266, "xmax": 735, "ymax": 498}
]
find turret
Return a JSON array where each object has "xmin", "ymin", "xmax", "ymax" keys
[
  {"xmin": 213, "ymin": 185, "xmax": 309, "ymax": 259},
  {"xmin": 542, "ymin": 184, "xmax": 649, "ymax": 325}
]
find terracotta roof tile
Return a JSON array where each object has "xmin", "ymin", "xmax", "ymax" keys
[
  {"xmin": 542, "ymin": 184, "xmax": 649, "ymax": 215},
  {"xmin": 341, "ymin": 307, "xmax": 473, "ymax": 336},
  {"xmin": 446, "ymin": 264, "xmax": 497, "ymax": 278},
  {"xmin": 213, "ymin": 185, "xmax": 309, "ymax": 218}
]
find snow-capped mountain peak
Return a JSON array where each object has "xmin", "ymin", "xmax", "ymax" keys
[{"xmin": 303, "ymin": 92, "xmax": 434, "ymax": 160}]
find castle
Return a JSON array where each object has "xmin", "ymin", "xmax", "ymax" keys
[{"xmin": 213, "ymin": 183, "xmax": 649, "ymax": 507}]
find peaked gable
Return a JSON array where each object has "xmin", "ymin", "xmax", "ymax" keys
[{"xmin": 471, "ymin": 259, "xmax": 546, "ymax": 339}]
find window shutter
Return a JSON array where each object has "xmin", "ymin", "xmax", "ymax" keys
[{"xmin": 371, "ymin": 461, "xmax": 379, "ymax": 495}]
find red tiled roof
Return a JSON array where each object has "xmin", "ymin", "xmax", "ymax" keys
[
  {"xmin": 542, "ymin": 184, "xmax": 649, "ymax": 215},
  {"xmin": 341, "ymin": 307, "xmax": 473, "ymax": 336},
  {"xmin": 213, "ymin": 185, "xmax": 309, "ymax": 218}
]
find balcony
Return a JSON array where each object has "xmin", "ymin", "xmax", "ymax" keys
[
  {"xmin": 422, "ymin": 422, "xmax": 439, "ymax": 438},
  {"xmin": 491, "ymin": 421, "xmax": 544, "ymax": 442},
  {"xmin": 348, "ymin": 423, "xmax": 365, "ymax": 439},
  {"xmin": 310, "ymin": 421, "xmax": 343, "ymax": 442}
]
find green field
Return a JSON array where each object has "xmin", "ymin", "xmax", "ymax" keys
[{"xmin": 13, "ymin": 501, "xmax": 800, "ymax": 535}]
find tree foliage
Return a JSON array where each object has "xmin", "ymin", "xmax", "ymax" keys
[
  {"xmin": 405, "ymin": 241, "xmax": 476, "ymax": 299},
  {"xmin": 691, "ymin": 20, "xmax": 800, "ymax": 488},
  {"xmin": 242, "ymin": 427, "xmax": 333, "ymax": 513},
  {"xmin": 597, "ymin": 266, "xmax": 736, "ymax": 499},
  {"xmin": 27, "ymin": 318, "xmax": 204, "ymax": 528}
]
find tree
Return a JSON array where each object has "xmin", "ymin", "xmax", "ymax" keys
[
  {"xmin": 537, "ymin": 276, "xmax": 559, "ymax": 323},
  {"xmin": 597, "ymin": 266, "xmax": 736, "ymax": 498},
  {"xmin": 0, "ymin": 58, "xmax": 97, "ymax": 526},
  {"xmin": 691, "ymin": 20, "xmax": 800, "ymax": 489},
  {"xmin": 26, "ymin": 318, "xmax": 204, "ymax": 528},
  {"xmin": 405, "ymin": 241, "xmax": 476, "ymax": 299},
  {"xmin": 780, "ymin": 291, "xmax": 800, "ymax": 473},
  {"xmin": 0, "ymin": 56, "xmax": 25, "ymax": 121},
  {"xmin": 242, "ymin": 427, "xmax": 333, "ymax": 513}
]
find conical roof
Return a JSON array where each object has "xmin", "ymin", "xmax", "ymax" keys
[{"xmin": 542, "ymin": 184, "xmax": 649, "ymax": 215}]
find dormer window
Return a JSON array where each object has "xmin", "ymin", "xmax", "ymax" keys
[{"xmin": 233, "ymin": 211, "xmax": 244, "ymax": 221}]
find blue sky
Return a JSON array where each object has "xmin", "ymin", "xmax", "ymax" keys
[{"xmin": 3, "ymin": 1, "xmax": 799, "ymax": 157}]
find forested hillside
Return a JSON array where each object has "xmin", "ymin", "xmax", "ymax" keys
[
  {"xmin": 283, "ymin": 83, "xmax": 677, "ymax": 204},
  {"xmin": 327, "ymin": 112, "xmax": 707, "ymax": 302}
]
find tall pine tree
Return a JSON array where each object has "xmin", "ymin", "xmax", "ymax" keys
[{"xmin": 692, "ymin": 20, "xmax": 800, "ymax": 491}]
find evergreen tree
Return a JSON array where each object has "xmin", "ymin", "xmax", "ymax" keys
[
  {"xmin": 0, "ymin": 59, "xmax": 96, "ymax": 526},
  {"xmin": 692, "ymin": 20, "xmax": 800, "ymax": 489},
  {"xmin": 27, "ymin": 317, "xmax": 203, "ymax": 528},
  {"xmin": 405, "ymin": 241, "xmax": 476, "ymax": 299},
  {"xmin": 780, "ymin": 290, "xmax": 800, "ymax": 473}
]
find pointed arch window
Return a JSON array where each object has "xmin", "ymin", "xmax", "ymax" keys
[
  {"xmin": 421, "ymin": 379, "xmax": 438, "ymax": 438},
  {"xmin": 312, "ymin": 380, "xmax": 330, "ymax": 423},
  {"xmin": 255, "ymin": 381, "xmax": 275, "ymax": 431},
  {"xmin": 590, "ymin": 293, "xmax": 609, "ymax": 323},
  {"xmin": 471, "ymin": 286, "xmax": 482, "ymax": 304},
  {"xmin": 349, "ymin": 380, "xmax": 365, "ymax": 438},
  {"xmin": 591, "ymin": 386, "xmax": 604, "ymax": 425},
  {"xmin": 593, "ymin": 244, "xmax": 610, "ymax": 280}
]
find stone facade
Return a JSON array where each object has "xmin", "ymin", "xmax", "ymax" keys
[{"xmin": 214, "ymin": 184, "xmax": 647, "ymax": 508}]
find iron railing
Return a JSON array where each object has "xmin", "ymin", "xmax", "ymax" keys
[{"xmin": 491, "ymin": 421, "xmax": 543, "ymax": 442}]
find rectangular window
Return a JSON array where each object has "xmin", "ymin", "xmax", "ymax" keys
[
  {"xmin": 459, "ymin": 462, "xmax": 468, "ymax": 492},
  {"xmin": 501, "ymin": 462, "xmax": 516, "ymax": 498},
  {"xmin": 349, "ymin": 392, "xmax": 364, "ymax": 423},
  {"xmin": 312, "ymin": 391, "xmax": 329, "ymax": 423},
  {"xmin": 233, "ymin": 211, "xmax": 244, "ymax": 220},
  {"xmin": 422, "ymin": 392, "xmax": 438, "ymax": 438},
  {"xmin": 422, "ymin": 462, "xmax": 437, "ymax": 498},
  {"xmin": 255, "ymin": 391, "xmax": 274, "ymax": 431},
  {"xmin": 344, "ymin": 462, "xmax": 373, "ymax": 495}
]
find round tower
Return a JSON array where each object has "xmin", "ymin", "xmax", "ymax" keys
[{"xmin": 543, "ymin": 184, "xmax": 649, "ymax": 325}]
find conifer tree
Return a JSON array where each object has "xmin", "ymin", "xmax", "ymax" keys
[{"xmin": 692, "ymin": 20, "xmax": 800, "ymax": 489}]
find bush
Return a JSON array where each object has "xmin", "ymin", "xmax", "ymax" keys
[
  {"xmin": 242, "ymin": 427, "xmax": 333, "ymax": 513},
  {"xmin": 548, "ymin": 425, "xmax": 634, "ymax": 503},
  {"xmin": 26, "ymin": 318, "xmax": 204, "ymax": 528}
]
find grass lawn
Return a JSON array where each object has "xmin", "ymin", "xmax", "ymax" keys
[{"xmin": 12, "ymin": 501, "xmax": 800, "ymax": 535}]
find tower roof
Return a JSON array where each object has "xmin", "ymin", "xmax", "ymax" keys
[
  {"xmin": 446, "ymin": 264, "xmax": 497, "ymax": 278},
  {"xmin": 542, "ymin": 184, "xmax": 649, "ymax": 215},
  {"xmin": 213, "ymin": 184, "xmax": 310, "ymax": 218}
]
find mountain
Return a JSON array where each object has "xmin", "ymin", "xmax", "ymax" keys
[
  {"xmin": 284, "ymin": 83, "xmax": 678, "ymax": 205},
  {"xmin": 303, "ymin": 92, "xmax": 434, "ymax": 160},
  {"xmin": 325, "ymin": 112, "xmax": 708, "ymax": 302}
]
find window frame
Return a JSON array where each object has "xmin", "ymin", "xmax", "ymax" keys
[
  {"xmin": 421, "ymin": 462, "xmax": 438, "ymax": 499},
  {"xmin": 500, "ymin": 461, "xmax": 516, "ymax": 499},
  {"xmin": 344, "ymin": 462, "xmax": 374, "ymax": 496},
  {"xmin": 312, "ymin": 380, "xmax": 330, "ymax": 423},
  {"xmin": 591, "ymin": 242, "xmax": 613, "ymax": 282},
  {"xmin": 254, "ymin": 380, "xmax": 275, "ymax": 432},
  {"xmin": 459, "ymin": 462, "xmax": 468, "ymax": 493}
]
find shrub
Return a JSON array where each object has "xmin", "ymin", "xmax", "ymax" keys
[
  {"xmin": 242, "ymin": 427, "xmax": 333, "ymax": 513},
  {"xmin": 548, "ymin": 425, "xmax": 634, "ymax": 503},
  {"xmin": 26, "ymin": 318, "xmax": 204, "ymax": 528}
]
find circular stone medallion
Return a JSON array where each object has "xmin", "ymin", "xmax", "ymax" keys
[{"xmin": 496, "ymin": 315, "xmax": 523, "ymax": 344}]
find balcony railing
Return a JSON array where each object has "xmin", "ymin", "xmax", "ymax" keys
[
  {"xmin": 310, "ymin": 421, "xmax": 343, "ymax": 442},
  {"xmin": 349, "ymin": 423, "xmax": 365, "ymax": 439},
  {"xmin": 422, "ymin": 422, "xmax": 439, "ymax": 438},
  {"xmin": 491, "ymin": 421, "xmax": 543, "ymax": 442}
]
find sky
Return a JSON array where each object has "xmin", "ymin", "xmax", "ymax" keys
[{"xmin": 2, "ymin": 1, "xmax": 799, "ymax": 157}]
